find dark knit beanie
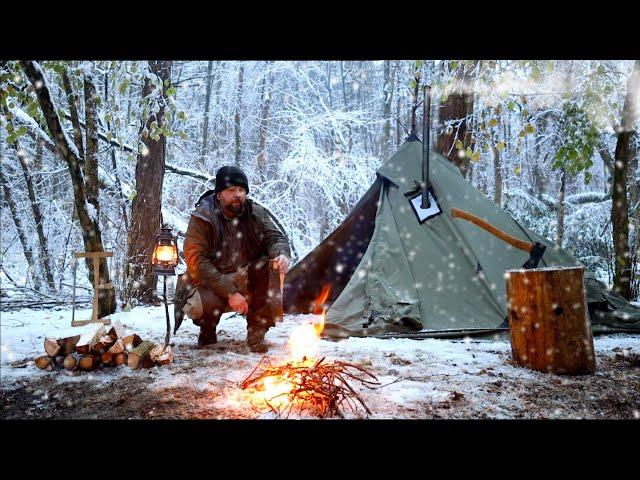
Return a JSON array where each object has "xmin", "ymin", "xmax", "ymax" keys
[{"xmin": 215, "ymin": 166, "xmax": 249, "ymax": 194}]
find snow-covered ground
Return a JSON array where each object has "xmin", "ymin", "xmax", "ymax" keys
[{"xmin": 1, "ymin": 305, "xmax": 639, "ymax": 419}]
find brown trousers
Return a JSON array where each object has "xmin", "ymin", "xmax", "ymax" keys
[{"xmin": 189, "ymin": 257, "xmax": 275, "ymax": 332}]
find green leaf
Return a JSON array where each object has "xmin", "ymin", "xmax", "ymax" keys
[
  {"xmin": 166, "ymin": 86, "xmax": 177, "ymax": 97},
  {"xmin": 118, "ymin": 79, "xmax": 131, "ymax": 94},
  {"xmin": 489, "ymin": 118, "xmax": 498, "ymax": 128},
  {"xmin": 450, "ymin": 60, "xmax": 458, "ymax": 70},
  {"xmin": 524, "ymin": 123, "xmax": 536, "ymax": 134},
  {"xmin": 507, "ymin": 101, "xmax": 516, "ymax": 112},
  {"xmin": 496, "ymin": 142, "xmax": 506, "ymax": 152},
  {"xmin": 514, "ymin": 165, "xmax": 522, "ymax": 175},
  {"xmin": 465, "ymin": 146, "xmax": 473, "ymax": 157},
  {"xmin": 597, "ymin": 65, "xmax": 606, "ymax": 75},
  {"xmin": 177, "ymin": 111, "xmax": 187, "ymax": 121},
  {"xmin": 455, "ymin": 139, "xmax": 464, "ymax": 150},
  {"xmin": 16, "ymin": 126, "xmax": 28, "ymax": 137}
]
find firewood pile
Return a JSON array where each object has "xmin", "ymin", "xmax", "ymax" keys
[
  {"xmin": 34, "ymin": 320, "xmax": 173, "ymax": 372},
  {"xmin": 241, "ymin": 356, "xmax": 380, "ymax": 418}
]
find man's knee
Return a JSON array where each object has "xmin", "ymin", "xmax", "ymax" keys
[{"xmin": 186, "ymin": 288, "xmax": 228, "ymax": 324}]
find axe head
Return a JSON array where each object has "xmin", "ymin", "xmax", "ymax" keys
[{"xmin": 522, "ymin": 242, "xmax": 546, "ymax": 269}]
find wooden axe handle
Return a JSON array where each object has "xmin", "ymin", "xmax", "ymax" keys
[{"xmin": 451, "ymin": 208, "xmax": 533, "ymax": 252}]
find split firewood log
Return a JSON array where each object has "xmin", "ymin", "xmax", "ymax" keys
[
  {"xmin": 127, "ymin": 341, "xmax": 155, "ymax": 369},
  {"xmin": 75, "ymin": 331, "xmax": 94, "ymax": 355},
  {"xmin": 150, "ymin": 344, "xmax": 164, "ymax": 362},
  {"xmin": 107, "ymin": 320, "xmax": 125, "ymax": 341},
  {"xmin": 150, "ymin": 344, "xmax": 173, "ymax": 365},
  {"xmin": 157, "ymin": 346, "xmax": 173, "ymax": 366},
  {"xmin": 57, "ymin": 335, "xmax": 81, "ymax": 355},
  {"xmin": 123, "ymin": 334, "xmax": 142, "ymax": 352},
  {"xmin": 79, "ymin": 354, "xmax": 98, "ymax": 371},
  {"xmin": 141, "ymin": 354, "xmax": 155, "ymax": 369},
  {"xmin": 63, "ymin": 354, "xmax": 78, "ymax": 371},
  {"xmin": 91, "ymin": 335, "xmax": 115, "ymax": 355},
  {"xmin": 101, "ymin": 351, "xmax": 113, "ymax": 365},
  {"xmin": 44, "ymin": 337, "xmax": 61, "ymax": 357},
  {"xmin": 108, "ymin": 339, "xmax": 125, "ymax": 355},
  {"xmin": 35, "ymin": 355, "xmax": 53, "ymax": 370},
  {"xmin": 88, "ymin": 326, "xmax": 107, "ymax": 353},
  {"xmin": 112, "ymin": 352, "xmax": 127, "ymax": 366}
]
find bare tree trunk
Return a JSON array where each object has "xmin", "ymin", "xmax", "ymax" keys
[
  {"xmin": 234, "ymin": 63, "xmax": 244, "ymax": 168},
  {"xmin": 436, "ymin": 61, "xmax": 478, "ymax": 177},
  {"xmin": 0, "ymin": 160, "xmax": 42, "ymax": 291},
  {"xmin": 104, "ymin": 70, "xmax": 129, "ymax": 231},
  {"xmin": 409, "ymin": 63, "xmax": 421, "ymax": 136},
  {"xmin": 396, "ymin": 88, "xmax": 403, "ymax": 147},
  {"xmin": 61, "ymin": 67, "xmax": 85, "ymax": 160},
  {"xmin": 382, "ymin": 60, "xmax": 394, "ymax": 159},
  {"xmin": 492, "ymin": 141, "xmax": 502, "ymax": 207},
  {"xmin": 200, "ymin": 60, "xmax": 214, "ymax": 167},
  {"xmin": 611, "ymin": 60, "xmax": 640, "ymax": 299},
  {"xmin": 126, "ymin": 60, "xmax": 172, "ymax": 304},
  {"xmin": 22, "ymin": 60, "xmax": 115, "ymax": 317},
  {"xmin": 14, "ymin": 139, "xmax": 56, "ymax": 290},
  {"xmin": 630, "ymin": 138, "xmax": 639, "ymax": 229},
  {"xmin": 211, "ymin": 61, "xmax": 223, "ymax": 159},
  {"xmin": 557, "ymin": 168, "xmax": 566, "ymax": 248},
  {"xmin": 339, "ymin": 61, "xmax": 353, "ymax": 152},
  {"xmin": 257, "ymin": 61, "xmax": 275, "ymax": 174},
  {"xmin": 83, "ymin": 65, "xmax": 99, "ymax": 213},
  {"xmin": 326, "ymin": 62, "xmax": 333, "ymax": 110}
]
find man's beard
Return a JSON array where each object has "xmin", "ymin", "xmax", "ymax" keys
[{"xmin": 225, "ymin": 199, "xmax": 244, "ymax": 216}]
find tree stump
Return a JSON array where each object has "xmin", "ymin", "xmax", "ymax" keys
[{"xmin": 505, "ymin": 266, "xmax": 595, "ymax": 375}]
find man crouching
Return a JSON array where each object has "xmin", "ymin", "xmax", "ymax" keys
[{"xmin": 173, "ymin": 165, "xmax": 291, "ymax": 353}]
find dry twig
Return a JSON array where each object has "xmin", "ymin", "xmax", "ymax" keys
[{"xmin": 241, "ymin": 356, "xmax": 380, "ymax": 418}]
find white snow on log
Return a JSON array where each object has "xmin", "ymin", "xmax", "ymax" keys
[{"xmin": 86, "ymin": 202, "xmax": 98, "ymax": 222}]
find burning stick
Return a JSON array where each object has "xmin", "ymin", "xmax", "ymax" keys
[{"xmin": 241, "ymin": 356, "xmax": 379, "ymax": 419}]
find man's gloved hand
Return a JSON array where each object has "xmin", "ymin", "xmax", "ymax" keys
[
  {"xmin": 271, "ymin": 254, "xmax": 289, "ymax": 274},
  {"xmin": 228, "ymin": 292, "xmax": 249, "ymax": 315}
]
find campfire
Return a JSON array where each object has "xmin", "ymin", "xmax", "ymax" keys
[{"xmin": 241, "ymin": 285, "xmax": 380, "ymax": 418}]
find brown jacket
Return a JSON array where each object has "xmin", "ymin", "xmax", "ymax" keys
[{"xmin": 183, "ymin": 192, "xmax": 291, "ymax": 299}]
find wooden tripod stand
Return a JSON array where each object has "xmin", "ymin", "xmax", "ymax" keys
[{"xmin": 72, "ymin": 251, "xmax": 113, "ymax": 327}]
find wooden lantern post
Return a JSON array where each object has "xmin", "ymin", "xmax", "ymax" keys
[{"xmin": 505, "ymin": 266, "xmax": 595, "ymax": 375}]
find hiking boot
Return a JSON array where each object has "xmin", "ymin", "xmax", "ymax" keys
[
  {"xmin": 247, "ymin": 326, "xmax": 268, "ymax": 353},
  {"xmin": 197, "ymin": 327, "xmax": 218, "ymax": 347}
]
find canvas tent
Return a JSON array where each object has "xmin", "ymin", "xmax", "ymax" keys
[{"xmin": 283, "ymin": 138, "xmax": 640, "ymax": 339}]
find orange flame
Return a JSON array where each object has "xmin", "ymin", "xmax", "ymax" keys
[
  {"xmin": 255, "ymin": 284, "xmax": 332, "ymax": 406},
  {"xmin": 288, "ymin": 284, "xmax": 332, "ymax": 361}
]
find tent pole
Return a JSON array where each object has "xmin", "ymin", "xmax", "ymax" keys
[{"xmin": 421, "ymin": 85, "xmax": 432, "ymax": 209}]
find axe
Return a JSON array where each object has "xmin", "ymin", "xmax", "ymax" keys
[{"xmin": 451, "ymin": 208, "xmax": 546, "ymax": 269}]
